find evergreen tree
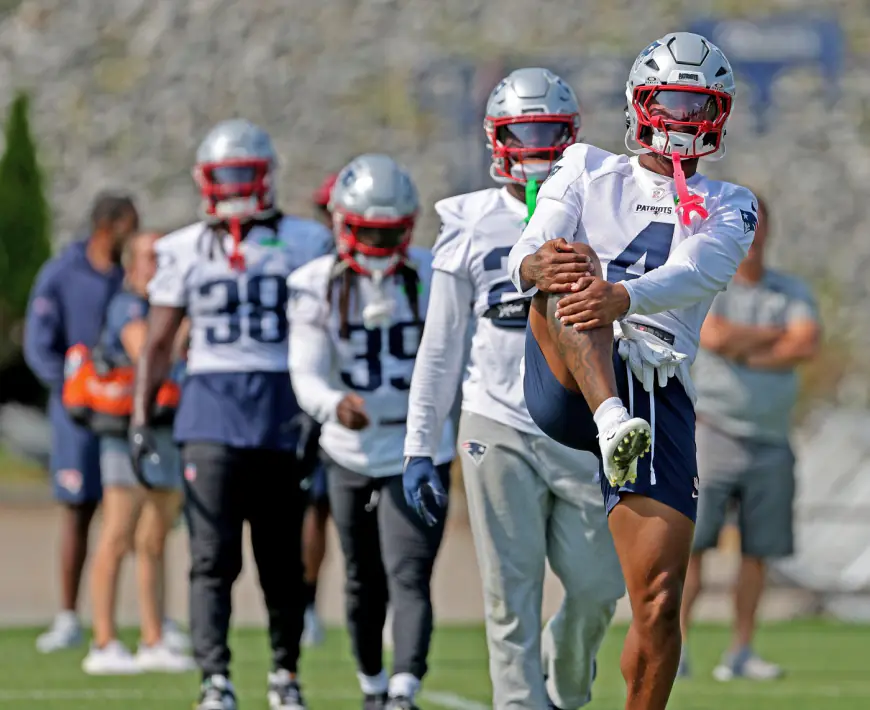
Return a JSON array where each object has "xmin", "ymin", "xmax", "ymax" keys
[{"xmin": 0, "ymin": 91, "xmax": 51, "ymax": 366}]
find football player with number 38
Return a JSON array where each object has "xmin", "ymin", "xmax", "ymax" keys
[
  {"xmin": 131, "ymin": 119, "xmax": 333, "ymax": 710},
  {"xmin": 288, "ymin": 154, "xmax": 454, "ymax": 710}
]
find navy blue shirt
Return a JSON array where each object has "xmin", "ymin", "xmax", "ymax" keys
[{"xmin": 24, "ymin": 240, "xmax": 123, "ymax": 391}]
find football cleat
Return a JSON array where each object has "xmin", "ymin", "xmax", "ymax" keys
[
  {"xmin": 197, "ymin": 675, "xmax": 237, "ymax": 710},
  {"xmin": 363, "ymin": 693, "xmax": 388, "ymax": 710},
  {"xmin": 600, "ymin": 416, "xmax": 651, "ymax": 487},
  {"xmin": 268, "ymin": 669, "xmax": 307, "ymax": 710}
]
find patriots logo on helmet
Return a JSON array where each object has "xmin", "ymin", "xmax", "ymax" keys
[
  {"xmin": 461, "ymin": 440, "xmax": 488, "ymax": 465},
  {"xmin": 740, "ymin": 209, "xmax": 758, "ymax": 234}
]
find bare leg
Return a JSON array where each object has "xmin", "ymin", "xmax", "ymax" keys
[
  {"xmin": 609, "ymin": 494, "xmax": 694, "ymax": 710},
  {"xmin": 135, "ymin": 489, "xmax": 181, "ymax": 646},
  {"xmin": 732, "ymin": 555, "xmax": 765, "ymax": 651},
  {"xmin": 303, "ymin": 500, "xmax": 329, "ymax": 591},
  {"xmin": 90, "ymin": 488, "xmax": 140, "ymax": 647},
  {"xmin": 527, "ymin": 245, "xmax": 619, "ymax": 411},
  {"xmin": 60, "ymin": 501, "xmax": 99, "ymax": 612},
  {"xmin": 680, "ymin": 552, "xmax": 704, "ymax": 641}
]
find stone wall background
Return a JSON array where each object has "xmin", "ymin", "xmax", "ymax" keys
[{"xmin": 1, "ymin": 0, "xmax": 869, "ymax": 405}]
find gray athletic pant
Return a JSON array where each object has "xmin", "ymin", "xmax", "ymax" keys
[
  {"xmin": 326, "ymin": 457, "xmax": 450, "ymax": 681},
  {"xmin": 459, "ymin": 412, "xmax": 624, "ymax": 710}
]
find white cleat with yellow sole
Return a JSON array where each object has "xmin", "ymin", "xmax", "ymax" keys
[{"xmin": 600, "ymin": 416, "xmax": 652, "ymax": 487}]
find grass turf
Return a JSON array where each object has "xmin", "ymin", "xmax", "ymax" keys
[{"xmin": 0, "ymin": 620, "xmax": 868, "ymax": 709}]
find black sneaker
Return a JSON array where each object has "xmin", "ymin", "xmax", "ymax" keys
[
  {"xmin": 363, "ymin": 692, "xmax": 388, "ymax": 710},
  {"xmin": 386, "ymin": 697, "xmax": 420, "ymax": 710},
  {"xmin": 268, "ymin": 669, "xmax": 306, "ymax": 710},
  {"xmin": 197, "ymin": 675, "xmax": 237, "ymax": 710}
]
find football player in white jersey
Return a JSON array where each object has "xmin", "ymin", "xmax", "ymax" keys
[
  {"xmin": 508, "ymin": 33, "xmax": 758, "ymax": 710},
  {"xmin": 402, "ymin": 68, "xmax": 624, "ymax": 710},
  {"xmin": 287, "ymin": 154, "xmax": 454, "ymax": 710},
  {"xmin": 131, "ymin": 119, "xmax": 333, "ymax": 710}
]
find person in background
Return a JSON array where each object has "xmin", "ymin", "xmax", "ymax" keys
[
  {"xmin": 82, "ymin": 232, "xmax": 194, "ymax": 675},
  {"xmin": 680, "ymin": 196, "xmax": 821, "ymax": 680},
  {"xmin": 24, "ymin": 191, "xmax": 139, "ymax": 653},
  {"xmin": 299, "ymin": 172, "xmax": 338, "ymax": 647}
]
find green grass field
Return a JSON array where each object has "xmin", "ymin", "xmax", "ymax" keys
[{"xmin": 0, "ymin": 621, "xmax": 867, "ymax": 709}]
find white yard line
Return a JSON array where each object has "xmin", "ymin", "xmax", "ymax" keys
[{"xmin": 423, "ymin": 690, "xmax": 490, "ymax": 710}]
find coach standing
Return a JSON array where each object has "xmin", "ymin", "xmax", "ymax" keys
[
  {"xmin": 680, "ymin": 196, "xmax": 820, "ymax": 680},
  {"xmin": 24, "ymin": 192, "xmax": 139, "ymax": 653}
]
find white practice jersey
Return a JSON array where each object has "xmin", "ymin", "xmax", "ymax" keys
[
  {"xmin": 148, "ymin": 217, "xmax": 333, "ymax": 375},
  {"xmin": 508, "ymin": 143, "xmax": 758, "ymax": 363},
  {"xmin": 288, "ymin": 247, "xmax": 455, "ymax": 477},
  {"xmin": 431, "ymin": 187, "xmax": 538, "ymax": 434}
]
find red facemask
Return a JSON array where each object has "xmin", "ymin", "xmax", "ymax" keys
[
  {"xmin": 486, "ymin": 115, "xmax": 578, "ymax": 183},
  {"xmin": 334, "ymin": 211, "xmax": 415, "ymax": 276}
]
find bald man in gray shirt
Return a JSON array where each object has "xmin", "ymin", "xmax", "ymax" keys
[{"xmin": 679, "ymin": 196, "xmax": 820, "ymax": 681}]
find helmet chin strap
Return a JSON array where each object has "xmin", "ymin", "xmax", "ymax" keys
[
  {"xmin": 671, "ymin": 152, "xmax": 708, "ymax": 227},
  {"xmin": 227, "ymin": 217, "xmax": 246, "ymax": 271}
]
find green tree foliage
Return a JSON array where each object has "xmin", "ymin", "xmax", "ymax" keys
[{"xmin": 0, "ymin": 91, "xmax": 51, "ymax": 366}]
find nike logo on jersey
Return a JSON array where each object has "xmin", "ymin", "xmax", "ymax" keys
[
  {"xmin": 692, "ymin": 476, "xmax": 700, "ymax": 499},
  {"xmin": 461, "ymin": 440, "xmax": 488, "ymax": 465}
]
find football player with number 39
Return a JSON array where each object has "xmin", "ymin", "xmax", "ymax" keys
[
  {"xmin": 288, "ymin": 154, "xmax": 454, "ymax": 710},
  {"xmin": 508, "ymin": 33, "xmax": 758, "ymax": 710},
  {"xmin": 131, "ymin": 119, "xmax": 333, "ymax": 710},
  {"xmin": 403, "ymin": 68, "xmax": 624, "ymax": 710}
]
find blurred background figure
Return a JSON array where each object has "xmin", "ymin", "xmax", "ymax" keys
[
  {"xmin": 681, "ymin": 196, "xmax": 821, "ymax": 680},
  {"xmin": 83, "ymin": 231, "xmax": 193, "ymax": 675},
  {"xmin": 23, "ymin": 191, "xmax": 139, "ymax": 653},
  {"xmin": 311, "ymin": 173, "xmax": 337, "ymax": 229},
  {"xmin": 299, "ymin": 172, "xmax": 339, "ymax": 648}
]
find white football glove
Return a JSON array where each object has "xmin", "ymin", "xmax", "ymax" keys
[{"xmin": 616, "ymin": 321, "xmax": 688, "ymax": 393}]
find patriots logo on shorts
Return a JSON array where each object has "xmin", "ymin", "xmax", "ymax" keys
[
  {"xmin": 461, "ymin": 440, "xmax": 488, "ymax": 465},
  {"xmin": 740, "ymin": 209, "xmax": 758, "ymax": 234},
  {"xmin": 184, "ymin": 463, "xmax": 197, "ymax": 483},
  {"xmin": 56, "ymin": 469, "xmax": 82, "ymax": 494}
]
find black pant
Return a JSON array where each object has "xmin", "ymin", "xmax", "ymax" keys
[
  {"xmin": 326, "ymin": 458, "xmax": 450, "ymax": 681},
  {"xmin": 183, "ymin": 442, "xmax": 306, "ymax": 678}
]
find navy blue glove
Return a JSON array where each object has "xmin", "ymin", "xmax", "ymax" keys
[{"xmin": 403, "ymin": 456, "xmax": 448, "ymax": 527}]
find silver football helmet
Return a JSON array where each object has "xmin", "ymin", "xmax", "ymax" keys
[
  {"xmin": 484, "ymin": 67, "xmax": 581, "ymax": 185},
  {"xmin": 330, "ymin": 153, "xmax": 418, "ymax": 279},
  {"xmin": 625, "ymin": 32, "xmax": 736, "ymax": 160},
  {"xmin": 193, "ymin": 119, "xmax": 278, "ymax": 222}
]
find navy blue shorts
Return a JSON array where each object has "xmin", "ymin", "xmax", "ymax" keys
[
  {"xmin": 49, "ymin": 396, "xmax": 102, "ymax": 505},
  {"xmin": 523, "ymin": 323, "xmax": 698, "ymax": 522},
  {"xmin": 306, "ymin": 462, "xmax": 329, "ymax": 505}
]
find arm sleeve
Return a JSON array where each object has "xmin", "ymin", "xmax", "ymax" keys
[
  {"xmin": 404, "ymin": 269, "xmax": 473, "ymax": 458},
  {"xmin": 507, "ymin": 164, "xmax": 585, "ymax": 296},
  {"xmin": 287, "ymin": 280, "xmax": 345, "ymax": 424},
  {"xmin": 23, "ymin": 264, "xmax": 66, "ymax": 390},
  {"xmin": 622, "ymin": 188, "xmax": 758, "ymax": 317},
  {"xmin": 148, "ymin": 239, "xmax": 188, "ymax": 308}
]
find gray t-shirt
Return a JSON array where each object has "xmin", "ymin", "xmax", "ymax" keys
[{"xmin": 693, "ymin": 269, "xmax": 818, "ymax": 443}]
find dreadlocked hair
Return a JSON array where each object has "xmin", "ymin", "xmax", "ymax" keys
[
  {"xmin": 327, "ymin": 257, "xmax": 421, "ymax": 340},
  {"xmin": 196, "ymin": 211, "xmax": 284, "ymax": 260}
]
